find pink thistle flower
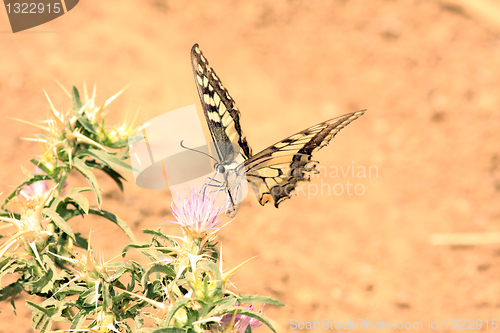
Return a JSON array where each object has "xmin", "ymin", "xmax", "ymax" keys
[
  {"xmin": 19, "ymin": 167, "xmax": 53, "ymax": 207},
  {"xmin": 20, "ymin": 179, "xmax": 51, "ymax": 199},
  {"xmin": 20, "ymin": 167, "xmax": 66, "ymax": 200},
  {"xmin": 168, "ymin": 187, "xmax": 225, "ymax": 237},
  {"xmin": 220, "ymin": 304, "xmax": 264, "ymax": 333}
]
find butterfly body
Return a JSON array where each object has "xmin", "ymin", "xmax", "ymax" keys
[
  {"xmin": 204, "ymin": 151, "xmax": 245, "ymax": 218},
  {"xmin": 191, "ymin": 44, "xmax": 365, "ymax": 216},
  {"xmin": 221, "ymin": 161, "xmax": 243, "ymax": 217}
]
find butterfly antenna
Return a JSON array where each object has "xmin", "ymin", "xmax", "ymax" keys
[
  {"xmin": 179, "ymin": 141, "xmax": 227, "ymax": 202},
  {"xmin": 180, "ymin": 140, "xmax": 219, "ymax": 164}
]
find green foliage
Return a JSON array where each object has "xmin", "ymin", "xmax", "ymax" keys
[{"xmin": 0, "ymin": 86, "xmax": 282, "ymax": 333}]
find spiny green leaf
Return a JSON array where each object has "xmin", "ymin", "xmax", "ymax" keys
[
  {"xmin": 29, "ymin": 158, "xmax": 55, "ymax": 177},
  {"xmin": 43, "ymin": 208, "xmax": 75, "ymax": 240},
  {"xmin": 56, "ymin": 284, "xmax": 87, "ymax": 296},
  {"xmin": 81, "ymin": 149, "xmax": 132, "ymax": 173},
  {"xmin": 0, "ymin": 281, "xmax": 24, "ymax": 302},
  {"xmin": 38, "ymin": 298, "xmax": 70, "ymax": 325},
  {"xmin": 29, "ymin": 302, "xmax": 53, "ymax": 332},
  {"xmin": 122, "ymin": 242, "xmax": 150, "ymax": 255},
  {"xmin": 66, "ymin": 192, "xmax": 90, "ymax": 214},
  {"xmin": 141, "ymin": 250, "xmax": 159, "ymax": 263},
  {"xmin": 26, "ymin": 266, "xmax": 53, "ymax": 295},
  {"xmin": 77, "ymin": 115, "xmax": 96, "ymax": 135},
  {"xmin": 200, "ymin": 296, "xmax": 238, "ymax": 318},
  {"xmin": 143, "ymin": 229, "xmax": 170, "ymax": 239},
  {"xmin": 104, "ymin": 138, "xmax": 130, "ymax": 149},
  {"xmin": 87, "ymin": 161, "xmax": 126, "ymax": 191},
  {"xmin": 105, "ymin": 261, "xmax": 134, "ymax": 270},
  {"xmin": 51, "ymin": 187, "xmax": 91, "ymax": 215},
  {"xmin": 163, "ymin": 297, "xmax": 191, "ymax": 327},
  {"xmin": 74, "ymin": 232, "xmax": 89, "ymax": 249},
  {"xmin": 152, "ymin": 329, "xmax": 189, "ymax": 333},
  {"xmin": 0, "ymin": 259, "xmax": 23, "ymax": 282},
  {"xmin": 26, "ymin": 300, "xmax": 58, "ymax": 316},
  {"xmin": 72, "ymin": 86, "xmax": 82, "ymax": 111},
  {"xmin": 134, "ymin": 315, "xmax": 145, "ymax": 332},
  {"xmin": 67, "ymin": 187, "xmax": 92, "ymax": 195},
  {"xmin": 0, "ymin": 256, "xmax": 12, "ymax": 271},
  {"xmin": 70, "ymin": 310, "xmax": 87, "ymax": 330},
  {"xmin": 88, "ymin": 208, "xmax": 135, "ymax": 241},
  {"xmin": 142, "ymin": 229, "xmax": 176, "ymax": 246},
  {"xmin": 143, "ymin": 264, "xmax": 176, "ymax": 287},
  {"xmin": 102, "ymin": 281, "xmax": 112, "ymax": 312},
  {"xmin": 79, "ymin": 287, "xmax": 98, "ymax": 307},
  {"xmin": 199, "ymin": 261, "xmax": 222, "ymax": 297},
  {"xmin": 237, "ymin": 295, "xmax": 285, "ymax": 307},
  {"xmin": 10, "ymin": 297, "xmax": 16, "ymax": 315},
  {"xmin": 56, "ymin": 207, "xmax": 84, "ymax": 223},
  {"xmin": 107, "ymin": 267, "xmax": 128, "ymax": 283},
  {"xmin": 73, "ymin": 158, "xmax": 102, "ymax": 208}
]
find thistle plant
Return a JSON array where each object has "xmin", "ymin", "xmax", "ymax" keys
[{"xmin": 0, "ymin": 85, "xmax": 282, "ymax": 333}]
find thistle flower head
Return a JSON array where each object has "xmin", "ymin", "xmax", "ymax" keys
[
  {"xmin": 52, "ymin": 230, "xmax": 115, "ymax": 286},
  {"xmin": 0, "ymin": 184, "xmax": 56, "ymax": 260},
  {"xmin": 19, "ymin": 167, "xmax": 57, "ymax": 201},
  {"xmin": 69, "ymin": 248, "xmax": 103, "ymax": 282},
  {"xmin": 10, "ymin": 169, "xmax": 66, "ymax": 217},
  {"xmin": 12, "ymin": 83, "xmax": 133, "ymax": 170},
  {"xmin": 59, "ymin": 311, "xmax": 121, "ymax": 333},
  {"xmin": 102, "ymin": 107, "xmax": 140, "ymax": 145},
  {"xmin": 169, "ymin": 187, "xmax": 226, "ymax": 238},
  {"xmin": 20, "ymin": 178, "xmax": 51, "ymax": 200},
  {"xmin": 220, "ymin": 304, "xmax": 264, "ymax": 333},
  {"xmin": 93, "ymin": 311, "xmax": 120, "ymax": 333}
]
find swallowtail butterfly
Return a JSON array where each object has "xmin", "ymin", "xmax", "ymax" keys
[{"xmin": 191, "ymin": 44, "xmax": 365, "ymax": 217}]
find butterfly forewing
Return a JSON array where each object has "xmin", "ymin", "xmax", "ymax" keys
[{"xmin": 191, "ymin": 44, "xmax": 252, "ymax": 164}]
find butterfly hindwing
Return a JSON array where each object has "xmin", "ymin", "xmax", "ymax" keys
[
  {"xmin": 244, "ymin": 110, "xmax": 365, "ymax": 207},
  {"xmin": 191, "ymin": 44, "xmax": 252, "ymax": 163}
]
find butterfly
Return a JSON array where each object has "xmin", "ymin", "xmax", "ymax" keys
[{"xmin": 191, "ymin": 43, "xmax": 365, "ymax": 217}]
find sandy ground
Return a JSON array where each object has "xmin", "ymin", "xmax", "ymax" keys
[{"xmin": 1, "ymin": 0, "xmax": 500, "ymax": 332}]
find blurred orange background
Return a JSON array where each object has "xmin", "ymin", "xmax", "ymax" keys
[{"xmin": 1, "ymin": 0, "xmax": 500, "ymax": 332}]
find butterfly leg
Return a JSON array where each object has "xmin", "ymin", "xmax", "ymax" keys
[
  {"xmin": 203, "ymin": 181, "xmax": 225, "ymax": 198},
  {"xmin": 201, "ymin": 169, "xmax": 225, "ymax": 200}
]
